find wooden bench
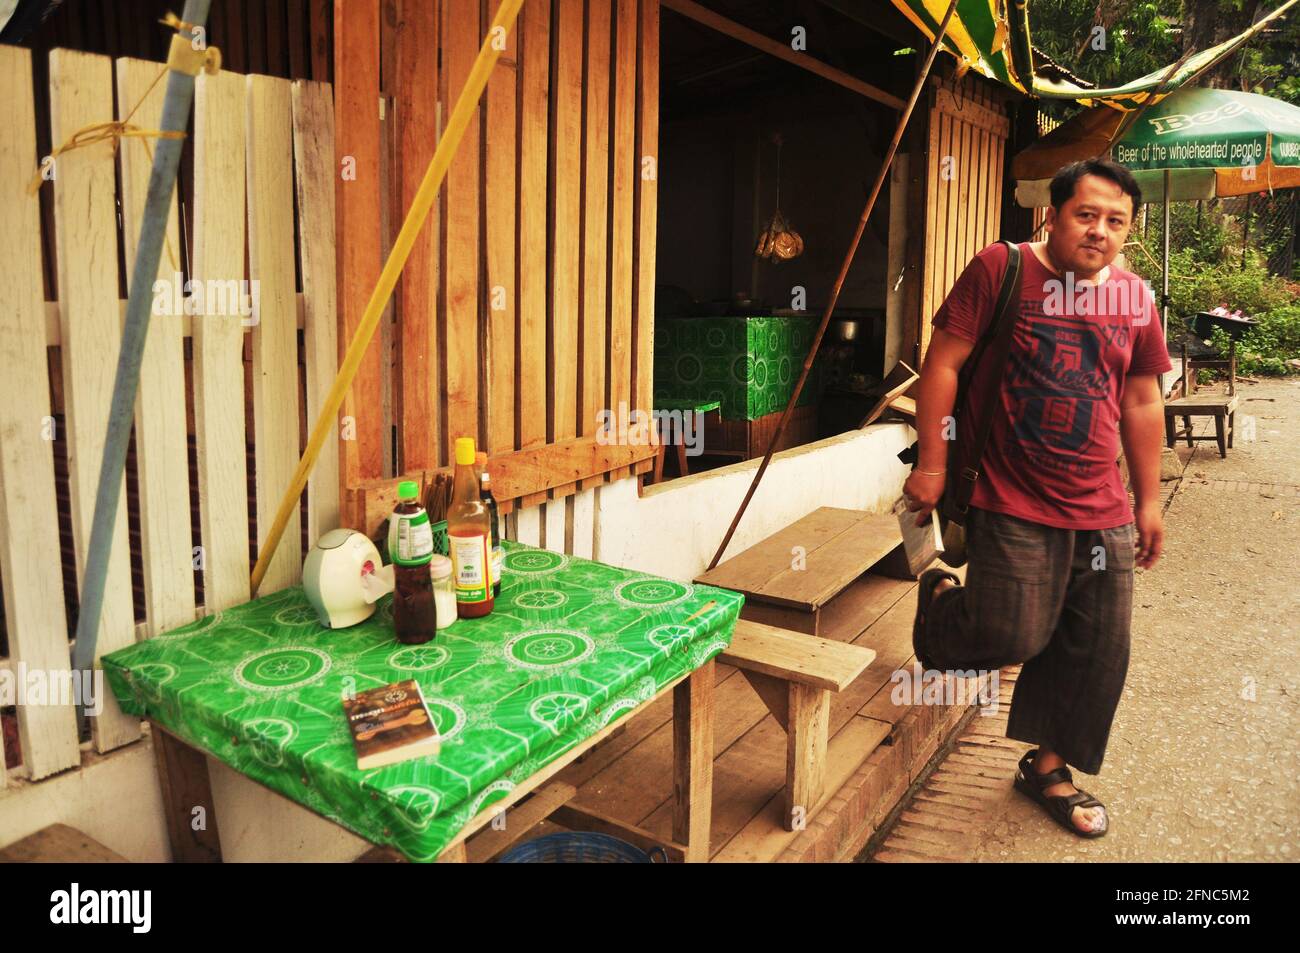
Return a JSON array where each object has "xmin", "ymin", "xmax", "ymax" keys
[
  {"xmin": 695, "ymin": 507, "xmax": 905, "ymax": 635},
  {"xmin": 0, "ymin": 824, "xmax": 128, "ymax": 862},
  {"xmin": 719, "ymin": 619, "xmax": 876, "ymax": 831}
]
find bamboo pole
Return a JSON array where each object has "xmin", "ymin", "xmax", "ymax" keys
[
  {"xmin": 706, "ymin": 0, "xmax": 961, "ymax": 571},
  {"xmin": 70, "ymin": 1, "xmax": 212, "ymax": 722},
  {"xmin": 251, "ymin": 0, "xmax": 527, "ymax": 594}
]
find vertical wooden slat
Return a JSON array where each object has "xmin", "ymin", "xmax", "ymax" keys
[
  {"xmin": 310, "ymin": 0, "xmax": 332, "ymax": 82},
  {"xmin": 542, "ymin": 499, "xmax": 566, "ymax": 554},
  {"xmin": 396, "ymin": 0, "xmax": 440, "ymax": 470},
  {"xmin": 247, "ymin": 0, "xmax": 268, "ymax": 75},
  {"xmin": 442, "ymin": 0, "xmax": 481, "ymax": 459},
  {"xmin": 48, "ymin": 49, "xmax": 139, "ymax": 752},
  {"xmin": 961, "ymin": 115, "xmax": 972, "ymax": 271},
  {"xmin": 266, "ymin": 0, "xmax": 287, "ymax": 76},
  {"xmin": 548, "ymin": 0, "xmax": 582, "ymax": 498},
  {"xmin": 957, "ymin": 114, "xmax": 973, "ymax": 281},
  {"xmin": 0, "ymin": 45, "xmax": 80, "ymax": 780},
  {"xmin": 515, "ymin": 504, "xmax": 541, "ymax": 547},
  {"xmin": 486, "ymin": 0, "xmax": 518, "ymax": 458},
  {"xmin": 247, "ymin": 75, "xmax": 302, "ymax": 593},
  {"xmin": 631, "ymin": 0, "xmax": 658, "ymax": 426},
  {"xmin": 115, "ymin": 57, "xmax": 195, "ymax": 637},
  {"xmin": 223, "ymin": 0, "xmax": 247, "ymax": 75},
  {"xmin": 920, "ymin": 90, "xmax": 940, "ymax": 358},
  {"xmin": 571, "ymin": 487, "xmax": 595, "ymax": 559},
  {"xmin": 293, "ymin": 80, "xmax": 342, "ymax": 548},
  {"xmin": 287, "ymin": 0, "xmax": 309, "ymax": 79},
  {"xmin": 335, "ymin": 0, "xmax": 386, "ymax": 482},
  {"xmin": 192, "ymin": 70, "xmax": 251, "ymax": 613},
  {"xmin": 379, "ymin": 2, "xmax": 399, "ymax": 479},
  {"xmin": 990, "ymin": 125, "xmax": 1005, "ymax": 243},
  {"xmin": 970, "ymin": 125, "xmax": 988, "ymax": 253},
  {"xmin": 578, "ymin": 0, "xmax": 611, "ymax": 486},
  {"xmin": 516, "ymin": 0, "xmax": 549, "ymax": 507},
  {"xmin": 607, "ymin": 0, "xmax": 636, "ymax": 480},
  {"xmin": 943, "ymin": 116, "xmax": 960, "ymax": 296}
]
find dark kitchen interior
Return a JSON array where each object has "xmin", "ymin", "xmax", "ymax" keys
[{"xmin": 653, "ymin": 1, "xmax": 921, "ymax": 479}]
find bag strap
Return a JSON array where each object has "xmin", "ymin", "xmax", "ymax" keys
[{"xmin": 950, "ymin": 240, "xmax": 1023, "ymax": 515}]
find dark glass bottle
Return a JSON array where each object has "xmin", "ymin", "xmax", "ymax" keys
[{"xmin": 390, "ymin": 480, "xmax": 437, "ymax": 643}]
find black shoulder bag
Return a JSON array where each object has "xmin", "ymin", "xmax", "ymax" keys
[{"xmin": 907, "ymin": 240, "xmax": 1024, "ymax": 568}]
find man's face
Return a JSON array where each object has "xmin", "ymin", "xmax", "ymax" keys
[{"xmin": 1045, "ymin": 173, "xmax": 1136, "ymax": 275}]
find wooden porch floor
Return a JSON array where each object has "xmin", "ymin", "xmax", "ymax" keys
[{"xmin": 514, "ymin": 567, "xmax": 981, "ymax": 862}]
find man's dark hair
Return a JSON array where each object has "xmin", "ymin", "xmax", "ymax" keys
[{"xmin": 1049, "ymin": 158, "xmax": 1142, "ymax": 217}]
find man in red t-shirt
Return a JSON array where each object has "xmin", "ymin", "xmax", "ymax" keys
[{"xmin": 904, "ymin": 158, "xmax": 1173, "ymax": 839}]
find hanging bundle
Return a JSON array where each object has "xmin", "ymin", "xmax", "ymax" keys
[{"xmin": 755, "ymin": 134, "xmax": 803, "ymax": 263}]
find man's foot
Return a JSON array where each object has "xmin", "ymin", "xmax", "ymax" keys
[
  {"xmin": 1030, "ymin": 752, "xmax": 1106, "ymax": 833},
  {"xmin": 1013, "ymin": 748, "xmax": 1107, "ymax": 837},
  {"xmin": 912, "ymin": 568, "xmax": 961, "ymax": 670}
]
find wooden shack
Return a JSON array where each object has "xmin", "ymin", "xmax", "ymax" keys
[{"xmin": 0, "ymin": 0, "xmax": 1032, "ymax": 862}]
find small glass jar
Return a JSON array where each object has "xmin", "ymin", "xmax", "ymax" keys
[{"xmin": 429, "ymin": 555, "xmax": 456, "ymax": 629}]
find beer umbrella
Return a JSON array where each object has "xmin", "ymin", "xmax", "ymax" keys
[{"xmin": 1012, "ymin": 87, "xmax": 1300, "ymax": 335}]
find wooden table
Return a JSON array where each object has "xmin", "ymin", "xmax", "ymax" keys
[
  {"xmin": 105, "ymin": 541, "xmax": 739, "ymax": 863},
  {"xmin": 148, "ymin": 660, "xmax": 716, "ymax": 863}
]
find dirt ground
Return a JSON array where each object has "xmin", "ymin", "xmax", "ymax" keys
[{"xmin": 950, "ymin": 377, "xmax": 1299, "ymax": 862}]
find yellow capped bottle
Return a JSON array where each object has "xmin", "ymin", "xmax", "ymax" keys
[{"xmin": 448, "ymin": 437, "xmax": 494, "ymax": 618}]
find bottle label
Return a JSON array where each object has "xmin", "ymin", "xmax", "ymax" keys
[
  {"xmin": 451, "ymin": 533, "xmax": 490, "ymax": 603},
  {"xmin": 491, "ymin": 546, "xmax": 503, "ymax": 585},
  {"xmin": 393, "ymin": 512, "xmax": 433, "ymax": 566}
]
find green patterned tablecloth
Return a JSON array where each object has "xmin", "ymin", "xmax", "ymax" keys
[
  {"xmin": 103, "ymin": 541, "xmax": 743, "ymax": 862},
  {"xmin": 653, "ymin": 315, "xmax": 826, "ymax": 420}
]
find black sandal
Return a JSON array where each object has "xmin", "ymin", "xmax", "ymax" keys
[
  {"xmin": 1013, "ymin": 749, "xmax": 1109, "ymax": 839},
  {"xmin": 912, "ymin": 567, "xmax": 961, "ymax": 670}
]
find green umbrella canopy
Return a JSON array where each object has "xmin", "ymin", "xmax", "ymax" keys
[
  {"xmin": 891, "ymin": 0, "xmax": 1299, "ymax": 108},
  {"xmin": 1013, "ymin": 87, "xmax": 1300, "ymax": 206},
  {"xmin": 1113, "ymin": 87, "xmax": 1300, "ymax": 175}
]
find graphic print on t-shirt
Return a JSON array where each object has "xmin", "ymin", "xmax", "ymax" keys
[{"xmin": 1004, "ymin": 297, "xmax": 1111, "ymax": 477}]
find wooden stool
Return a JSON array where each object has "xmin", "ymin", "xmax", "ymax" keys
[
  {"xmin": 649, "ymin": 398, "xmax": 720, "ymax": 484},
  {"xmin": 719, "ymin": 620, "xmax": 875, "ymax": 831}
]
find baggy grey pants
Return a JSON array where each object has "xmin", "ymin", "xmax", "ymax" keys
[{"xmin": 918, "ymin": 505, "xmax": 1136, "ymax": 775}]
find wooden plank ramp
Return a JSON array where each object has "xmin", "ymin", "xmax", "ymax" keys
[
  {"xmin": 474, "ymin": 563, "xmax": 991, "ymax": 862},
  {"xmin": 695, "ymin": 507, "xmax": 906, "ymax": 636}
]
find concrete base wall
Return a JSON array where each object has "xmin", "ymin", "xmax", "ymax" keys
[{"xmin": 595, "ymin": 422, "xmax": 914, "ymax": 580}]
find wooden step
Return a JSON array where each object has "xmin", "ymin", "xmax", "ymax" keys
[
  {"xmin": 718, "ymin": 619, "xmax": 876, "ymax": 831},
  {"xmin": 720, "ymin": 619, "xmax": 875, "ymax": 692},
  {"xmin": 695, "ymin": 507, "xmax": 903, "ymax": 634},
  {"xmin": 0, "ymin": 824, "xmax": 128, "ymax": 863}
]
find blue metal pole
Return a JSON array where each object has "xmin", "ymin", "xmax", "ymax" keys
[{"xmin": 71, "ymin": 0, "xmax": 213, "ymax": 731}]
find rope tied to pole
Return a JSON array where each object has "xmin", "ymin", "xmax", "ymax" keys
[{"xmin": 26, "ymin": 11, "xmax": 220, "ymax": 272}]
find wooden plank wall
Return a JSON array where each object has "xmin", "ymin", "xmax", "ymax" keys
[
  {"xmin": 335, "ymin": 0, "xmax": 662, "ymax": 536},
  {"xmin": 919, "ymin": 75, "xmax": 1010, "ymax": 360},
  {"xmin": 0, "ymin": 47, "xmax": 340, "ymax": 779}
]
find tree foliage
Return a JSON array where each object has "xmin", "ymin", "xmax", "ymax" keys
[{"xmin": 1028, "ymin": 0, "xmax": 1300, "ymax": 123}]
